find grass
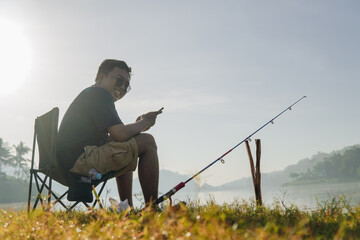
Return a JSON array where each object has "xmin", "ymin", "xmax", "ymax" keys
[{"xmin": 1, "ymin": 196, "xmax": 360, "ymax": 239}]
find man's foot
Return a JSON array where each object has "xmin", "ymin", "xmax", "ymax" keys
[
  {"xmin": 172, "ymin": 200, "xmax": 187, "ymax": 210},
  {"xmin": 109, "ymin": 197, "xmax": 130, "ymax": 213}
]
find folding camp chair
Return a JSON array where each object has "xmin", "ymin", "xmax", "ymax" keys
[{"xmin": 27, "ymin": 108, "xmax": 114, "ymax": 211}]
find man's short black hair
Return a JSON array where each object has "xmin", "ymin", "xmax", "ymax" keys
[{"xmin": 95, "ymin": 59, "xmax": 132, "ymax": 81}]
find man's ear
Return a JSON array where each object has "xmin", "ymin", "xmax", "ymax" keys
[{"xmin": 96, "ymin": 73, "xmax": 105, "ymax": 83}]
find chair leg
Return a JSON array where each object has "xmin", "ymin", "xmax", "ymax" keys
[
  {"xmin": 27, "ymin": 171, "xmax": 34, "ymax": 212},
  {"xmin": 47, "ymin": 189, "xmax": 70, "ymax": 211},
  {"xmin": 48, "ymin": 178, "xmax": 52, "ymax": 207},
  {"xmin": 28, "ymin": 129, "xmax": 37, "ymax": 212},
  {"xmin": 33, "ymin": 173, "xmax": 48, "ymax": 210},
  {"xmin": 35, "ymin": 175, "xmax": 70, "ymax": 211},
  {"xmin": 68, "ymin": 201, "xmax": 82, "ymax": 211},
  {"xmin": 92, "ymin": 179, "xmax": 108, "ymax": 209},
  {"xmin": 30, "ymin": 171, "xmax": 112, "ymax": 212}
]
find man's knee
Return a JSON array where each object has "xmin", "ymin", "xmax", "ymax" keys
[{"xmin": 134, "ymin": 133, "xmax": 157, "ymax": 153}]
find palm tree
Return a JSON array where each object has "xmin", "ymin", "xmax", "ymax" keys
[
  {"xmin": 0, "ymin": 138, "xmax": 11, "ymax": 175},
  {"xmin": 10, "ymin": 142, "xmax": 31, "ymax": 180}
]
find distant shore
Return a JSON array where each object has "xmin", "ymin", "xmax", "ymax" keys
[{"xmin": 0, "ymin": 202, "xmax": 27, "ymax": 210}]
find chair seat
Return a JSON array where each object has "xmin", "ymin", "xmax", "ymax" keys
[{"xmin": 32, "ymin": 166, "xmax": 70, "ymax": 187}]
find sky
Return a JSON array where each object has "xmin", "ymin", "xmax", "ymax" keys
[{"xmin": 0, "ymin": 0, "xmax": 359, "ymax": 187}]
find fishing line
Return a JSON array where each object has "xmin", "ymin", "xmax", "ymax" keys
[{"xmin": 156, "ymin": 96, "xmax": 307, "ymax": 205}]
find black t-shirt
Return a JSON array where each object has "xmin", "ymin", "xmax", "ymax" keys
[{"xmin": 57, "ymin": 86, "xmax": 123, "ymax": 170}]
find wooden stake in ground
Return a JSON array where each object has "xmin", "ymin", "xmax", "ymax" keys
[{"xmin": 245, "ymin": 139, "xmax": 262, "ymax": 206}]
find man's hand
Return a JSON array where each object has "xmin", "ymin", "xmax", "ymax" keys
[
  {"xmin": 136, "ymin": 108, "xmax": 163, "ymax": 131},
  {"xmin": 109, "ymin": 108, "xmax": 164, "ymax": 142}
]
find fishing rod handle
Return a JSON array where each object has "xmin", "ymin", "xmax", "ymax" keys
[{"xmin": 155, "ymin": 182, "xmax": 185, "ymax": 204}]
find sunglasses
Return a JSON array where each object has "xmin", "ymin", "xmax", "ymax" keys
[{"xmin": 115, "ymin": 77, "xmax": 131, "ymax": 93}]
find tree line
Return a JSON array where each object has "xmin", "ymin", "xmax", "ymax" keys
[
  {"xmin": 289, "ymin": 145, "xmax": 360, "ymax": 184},
  {"xmin": 0, "ymin": 137, "xmax": 31, "ymax": 181}
]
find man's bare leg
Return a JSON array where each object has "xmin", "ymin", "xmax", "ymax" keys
[
  {"xmin": 116, "ymin": 133, "xmax": 159, "ymax": 206},
  {"xmin": 136, "ymin": 134, "xmax": 159, "ymax": 205},
  {"xmin": 116, "ymin": 171, "xmax": 133, "ymax": 206}
]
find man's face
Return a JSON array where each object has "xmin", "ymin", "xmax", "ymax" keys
[{"xmin": 97, "ymin": 67, "xmax": 131, "ymax": 102}]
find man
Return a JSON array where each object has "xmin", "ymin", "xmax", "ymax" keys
[{"xmin": 57, "ymin": 59, "xmax": 162, "ymax": 207}]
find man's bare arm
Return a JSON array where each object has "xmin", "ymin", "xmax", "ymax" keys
[
  {"xmin": 108, "ymin": 108, "xmax": 163, "ymax": 142},
  {"xmin": 108, "ymin": 119, "xmax": 149, "ymax": 142}
]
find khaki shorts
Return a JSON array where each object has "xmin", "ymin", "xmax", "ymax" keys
[{"xmin": 70, "ymin": 137, "xmax": 139, "ymax": 178}]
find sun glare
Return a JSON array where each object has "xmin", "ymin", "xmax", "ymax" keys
[{"xmin": 0, "ymin": 20, "xmax": 32, "ymax": 96}]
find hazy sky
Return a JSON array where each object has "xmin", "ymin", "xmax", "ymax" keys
[{"xmin": 0, "ymin": 1, "xmax": 359, "ymax": 186}]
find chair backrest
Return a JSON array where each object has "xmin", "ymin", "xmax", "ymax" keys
[{"xmin": 35, "ymin": 107, "xmax": 59, "ymax": 169}]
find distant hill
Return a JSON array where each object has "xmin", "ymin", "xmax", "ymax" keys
[
  {"xmin": 211, "ymin": 145, "xmax": 360, "ymax": 191},
  {"xmin": 284, "ymin": 145, "xmax": 360, "ymax": 185}
]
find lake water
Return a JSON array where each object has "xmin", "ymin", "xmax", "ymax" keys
[
  {"xmin": 139, "ymin": 181, "xmax": 360, "ymax": 210},
  {"xmin": 3, "ymin": 182, "xmax": 360, "ymax": 211}
]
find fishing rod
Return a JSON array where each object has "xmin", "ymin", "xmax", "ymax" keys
[{"xmin": 155, "ymin": 96, "xmax": 307, "ymax": 205}]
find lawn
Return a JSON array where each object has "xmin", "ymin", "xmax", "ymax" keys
[{"xmin": 1, "ymin": 197, "xmax": 359, "ymax": 239}]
